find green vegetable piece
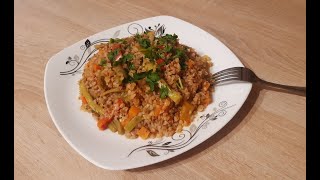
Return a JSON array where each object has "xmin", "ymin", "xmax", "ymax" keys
[
  {"xmin": 79, "ymin": 80, "xmax": 105, "ymax": 115},
  {"xmin": 176, "ymin": 77, "xmax": 184, "ymax": 89},
  {"xmin": 158, "ymin": 79, "xmax": 182, "ymax": 104},
  {"xmin": 124, "ymin": 116, "xmax": 143, "ymax": 132},
  {"xmin": 143, "ymin": 47, "xmax": 158, "ymax": 60},
  {"xmin": 113, "ymin": 119, "xmax": 124, "ymax": 135},
  {"xmin": 168, "ymin": 90, "xmax": 182, "ymax": 104},
  {"xmin": 108, "ymin": 121, "xmax": 117, "ymax": 132},
  {"xmin": 160, "ymin": 86, "xmax": 169, "ymax": 99}
]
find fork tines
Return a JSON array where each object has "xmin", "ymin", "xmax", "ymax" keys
[{"xmin": 212, "ymin": 67, "xmax": 243, "ymax": 85}]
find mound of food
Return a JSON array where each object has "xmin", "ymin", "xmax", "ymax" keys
[{"xmin": 79, "ymin": 31, "xmax": 213, "ymax": 139}]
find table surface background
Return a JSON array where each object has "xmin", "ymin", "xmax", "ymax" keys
[{"xmin": 14, "ymin": 0, "xmax": 306, "ymax": 179}]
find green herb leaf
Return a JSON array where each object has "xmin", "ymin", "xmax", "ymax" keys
[
  {"xmin": 138, "ymin": 38, "xmax": 151, "ymax": 49},
  {"xmin": 158, "ymin": 34, "xmax": 178, "ymax": 45},
  {"xmin": 99, "ymin": 58, "xmax": 107, "ymax": 66},
  {"xmin": 123, "ymin": 76, "xmax": 134, "ymax": 83},
  {"xmin": 146, "ymin": 77, "xmax": 155, "ymax": 91},
  {"xmin": 128, "ymin": 63, "xmax": 135, "ymax": 70},
  {"xmin": 112, "ymin": 53, "xmax": 134, "ymax": 66},
  {"xmin": 109, "ymin": 38, "xmax": 126, "ymax": 43},
  {"xmin": 147, "ymin": 72, "xmax": 160, "ymax": 82},
  {"xmin": 145, "ymin": 72, "xmax": 160, "ymax": 91},
  {"xmin": 172, "ymin": 48, "xmax": 187, "ymax": 70},
  {"xmin": 173, "ymin": 48, "xmax": 186, "ymax": 59},
  {"xmin": 134, "ymin": 34, "xmax": 142, "ymax": 40},
  {"xmin": 164, "ymin": 45, "xmax": 172, "ymax": 53},
  {"xmin": 160, "ymin": 86, "xmax": 169, "ymax": 99},
  {"xmin": 159, "ymin": 53, "xmax": 166, "ymax": 59},
  {"xmin": 107, "ymin": 49, "xmax": 119, "ymax": 62},
  {"xmin": 144, "ymin": 47, "xmax": 159, "ymax": 61},
  {"xmin": 132, "ymin": 71, "xmax": 150, "ymax": 81},
  {"xmin": 122, "ymin": 53, "xmax": 134, "ymax": 62}
]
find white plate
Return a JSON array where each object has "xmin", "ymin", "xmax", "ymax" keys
[{"xmin": 44, "ymin": 15, "xmax": 252, "ymax": 170}]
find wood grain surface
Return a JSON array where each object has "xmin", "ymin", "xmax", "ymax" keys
[{"xmin": 14, "ymin": 0, "xmax": 306, "ymax": 179}]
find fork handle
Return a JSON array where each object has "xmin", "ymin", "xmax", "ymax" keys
[{"xmin": 258, "ymin": 79, "xmax": 306, "ymax": 96}]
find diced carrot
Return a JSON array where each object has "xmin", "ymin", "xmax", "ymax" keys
[
  {"xmin": 117, "ymin": 98, "xmax": 124, "ymax": 105},
  {"xmin": 154, "ymin": 105, "xmax": 162, "ymax": 116},
  {"xmin": 180, "ymin": 101, "xmax": 195, "ymax": 123},
  {"xmin": 156, "ymin": 58, "xmax": 165, "ymax": 65},
  {"xmin": 93, "ymin": 64, "xmax": 101, "ymax": 71},
  {"xmin": 127, "ymin": 106, "xmax": 141, "ymax": 119},
  {"xmin": 121, "ymin": 118, "xmax": 130, "ymax": 127},
  {"xmin": 186, "ymin": 59, "xmax": 195, "ymax": 68},
  {"xmin": 97, "ymin": 118, "xmax": 112, "ymax": 130},
  {"xmin": 185, "ymin": 119, "xmax": 191, "ymax": 126},
  {"xmin": 137, "ymin": 126, "xmax": 150, "ymax": 139},
  {"xmin": 121, "ymin": 106, "xmax": 141, "ymax": 126},
  {"xmin": 110, "ymin": 43, "xmax": 121, "ymax": 50},
  {"xmin": 81, "ymin": 96, "xmax": 87, "ymax": 104}
]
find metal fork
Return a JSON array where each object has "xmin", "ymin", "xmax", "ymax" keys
[{"xmin": 212, "ymin": 67, "xmax": 306, "ymax": 96}]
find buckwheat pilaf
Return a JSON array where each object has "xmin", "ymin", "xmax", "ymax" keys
[{"xmin": 79, "ymin": 31, "xmax": 213, "ymax": 139}]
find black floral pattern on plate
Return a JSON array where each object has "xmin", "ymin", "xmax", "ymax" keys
[
  {"xmin": 127, "ymin": 101, "xmax": 236, "ymax": 157},
  {"xmin": 60, "ymin": 23, "xmax": 166, "ymax": 76}
]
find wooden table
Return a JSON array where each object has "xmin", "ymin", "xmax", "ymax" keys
[{"xmin": 14, "ymin": 0, "xmax": 306, "ymax": 179}]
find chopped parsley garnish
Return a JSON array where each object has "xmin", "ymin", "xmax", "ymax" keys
[
  {"xmin": 158, "ymin": 34, "xmax": 178, "ymax": 45},
  {"xmin": 172, "ymin": 48, "xmax": 188, "ymax": 70},
  {"xmin": 164, "ymin": 45, "xmax": 173, "ymax": 53},
  {"xmin": 138, "ymin": 38, "xmax": 151, "ymax": 49},
  {"xmin": 107, "ymin": 49, "xmax": 119, "ymax": 62},
  {"xmin": 122, "ymin": 53, "xmax": 134, "ymax": 62},
  {"xmin": 173, "ymin": 48, "xmax": 186, "ymax": 59},
  {"xmin": 112, "ymin": 53, "xmax": 134, "ymax": 66},
  {"xmin": 159, "ymin": 53, "xmax": 166, "ymax": 59},
  {"xmin": 147, "ymin": 71, "xmax": 160, "ymax": 82},
  {"xmin": 133, "ymin": 71, "xmax": 150, "ymax": 80},
  {"xmin": 145, "ymin": 72, "xmax": 160, "ymax": 91},
  {"xmin": 134, "ymin": 34, "xmax": 142, "ymax": 39},
  {"xmin": 99, "ymin": 58, "xmax": 107, "ymax": 66},
  {"xmin": 146, "ymin": 79, "xmax": 156, "ymax": 91},
  {"xmin": 109, "ymin": 38, "xmax": 126, "ymax": 44},
  {"xmin": 123, "ymin": 70, "xmax": 148, "ymax": 83},
  {"xmin": 180, "ymin": 59, "xmax": 187, "ymax": 70},
  {"xmin": 160, "ymin": 86, "xmax": 169, "ymax": 99},
  {"xmin": 128, "ymin": 62, "xmax": 135, "ymax": 70},
  {"xmin": 125, "ymin": 70, "xmax": 160, "ymax": 91},
  {"xmin": 109, "ymin": 38, "xmax": 115, "ymax": 43},
  {"xmin": 143, "ymin": 47, "xmax": 159, "ymax": 61}
]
